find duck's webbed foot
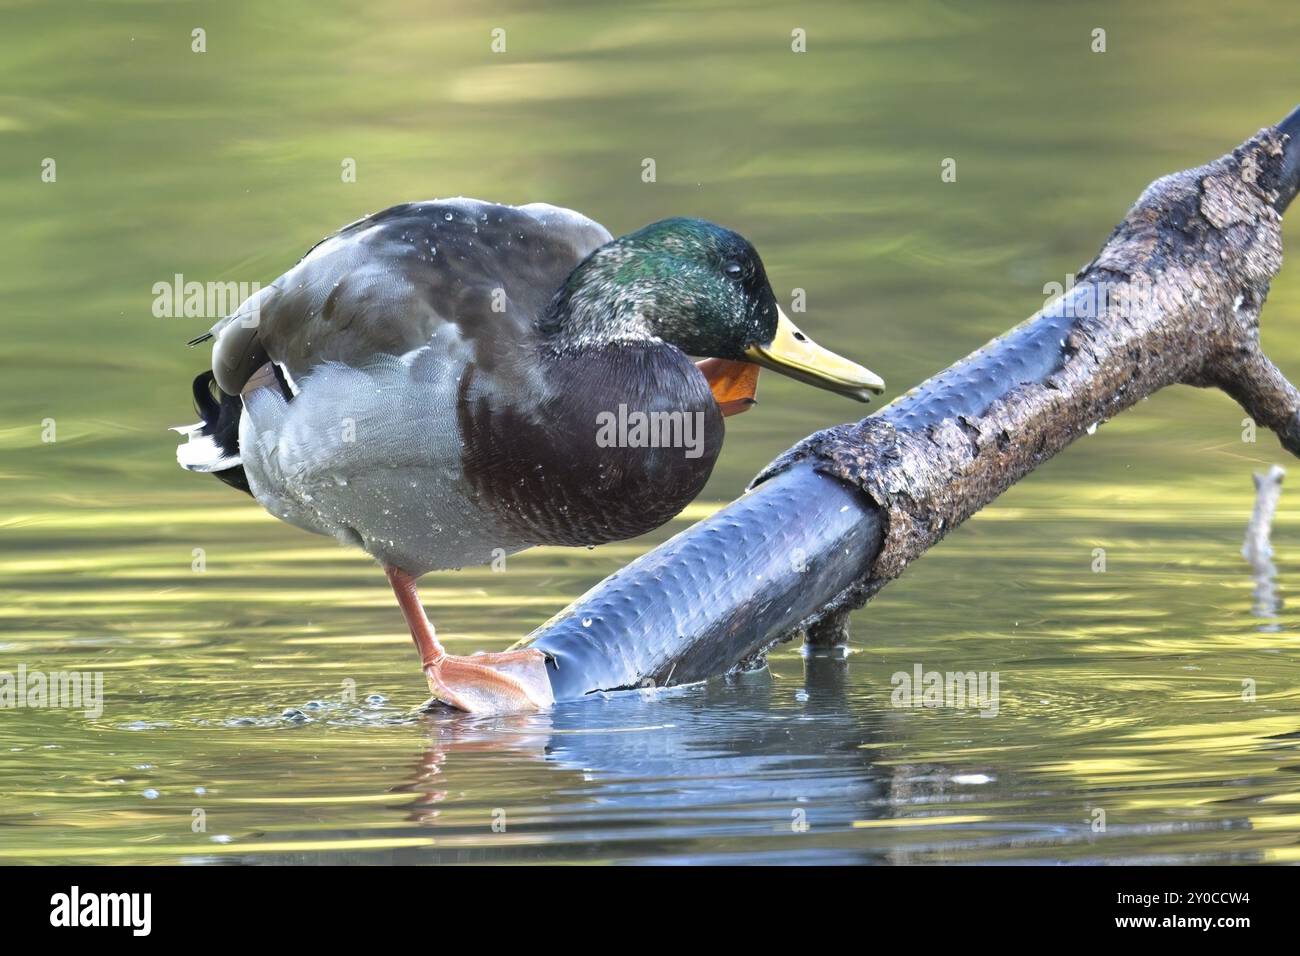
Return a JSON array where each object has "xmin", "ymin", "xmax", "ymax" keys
[
  {"xmin": 424, "ymin": 649, "xmax": 554, "ymax": 714},
  {"xmin": 386, "ymin": 564, "xmax": 554, "ymax": 715}
]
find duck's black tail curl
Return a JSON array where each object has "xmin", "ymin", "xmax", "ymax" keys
[{"xmin": 175, "ymin": 370, "xmax": 252, "ymax": 496}]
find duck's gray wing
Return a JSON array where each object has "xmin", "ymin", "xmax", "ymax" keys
[{"xmin": 206, "ymin": 198, "xmax": 612, "ymax": 394}]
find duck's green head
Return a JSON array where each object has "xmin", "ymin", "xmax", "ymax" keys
[{"xmin": 541, "ymin": 217, "xmax": 884, "ymax": 402}]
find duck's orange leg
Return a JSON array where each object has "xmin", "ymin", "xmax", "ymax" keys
[{"xmin": 385, "ymin": 566, "xmax": 554, "ymax": 714}]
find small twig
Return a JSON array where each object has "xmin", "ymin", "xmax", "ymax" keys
[
  {"xmin": 1244, "ymin": 465, "xmax": 1285, "ymax": 566},
  {"xmin": 1244, "ymin": 465, "xmax": 1285, "ymax": 622}
]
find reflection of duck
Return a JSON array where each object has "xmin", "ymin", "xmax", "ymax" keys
[
  {"xmin": 176, "ymin": 200, "xmax": 883, "ymax": 713},
  {"xmin": 396, "ymin": 661, "xmax": 892, "ymax": 859}
]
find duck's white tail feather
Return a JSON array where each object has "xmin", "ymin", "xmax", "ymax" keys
[{"xmin": 173, "ymin": 370, "xmax": 251, "ymax": 494}]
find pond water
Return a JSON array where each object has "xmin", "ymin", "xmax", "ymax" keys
[{"xmin": 3, "ymin": 0, "xmax": 1300, "ymax": 864}]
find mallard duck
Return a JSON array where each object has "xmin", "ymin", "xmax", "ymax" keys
[{"xmin": 176, "ymin": 199, "xmax": 883, "ymax": 713}]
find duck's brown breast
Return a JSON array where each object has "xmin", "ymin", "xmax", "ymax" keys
[{"xmin": 458, "ymin": 343, "xmax": 724, "ymax": 547}]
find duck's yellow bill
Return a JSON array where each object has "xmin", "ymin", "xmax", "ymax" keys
[{"xmin": 744, "ymin": 307, "xmax": 885, "ymax": 402}]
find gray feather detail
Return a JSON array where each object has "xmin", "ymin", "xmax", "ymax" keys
[
  {"xmin": 196, "ymin": 197, "xmax": 611, "ymax": 568},
  {"xmin": 211, "ymin": 284, "xmax": 277, "ymax": 395},
  {"xmin": 239, "ymin": 345, "xmax": 534, "ymax": 573},
  {"xmin": 209, "ymin": 198, "xmax": 610, "ymax": 394}
]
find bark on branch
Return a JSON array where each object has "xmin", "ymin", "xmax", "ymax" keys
[{"xmin": 519, "ymin": 108, "xmax": 1300, "ymax": 700}]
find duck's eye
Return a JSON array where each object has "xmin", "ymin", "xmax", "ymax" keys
[{"xmin": 723, "ymin": 261, "xmax": 744, "ymax": 279}]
